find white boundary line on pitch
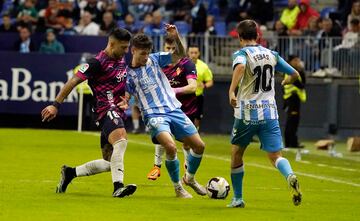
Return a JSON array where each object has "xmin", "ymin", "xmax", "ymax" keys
[{"xmin": 79, "ymin": 132, "xmax": 360, "ymax": 187}]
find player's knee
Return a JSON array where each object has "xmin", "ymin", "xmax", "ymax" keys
[
  {"xmin": 192, "ymin": 140, "xmax": 205, "ymax": 154},
  {"xmin": 268, "ymin": 152, "xmax": 282, "ymax": 166},
  {"xmin": 162, "ymin": 142, "xmax": 177, "ymax": 157}
]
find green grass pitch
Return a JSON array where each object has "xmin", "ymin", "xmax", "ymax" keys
[{"xmin": 0, "ymin": 128, "xmax": 359, "ymax": 220}]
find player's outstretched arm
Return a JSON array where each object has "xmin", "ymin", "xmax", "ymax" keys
[
  {"xmin": 165, "ymin": 23, "xmax": 186, "ymax": 62},
  {"xmin": 41, "ymin": 75, "xmax": 83, "ymax": 122},
  {"xmin": 229, "ymin": 64, "xmax": 245, "ymax": 108}
]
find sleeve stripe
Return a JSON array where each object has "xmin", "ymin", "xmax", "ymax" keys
[
  {"xmin": 186, "ymin": 74, "xmax": 197, "ymax": 79},
  {"xmin": 76, "ymin": 72, "xmax": 87, "ymax": 80}
]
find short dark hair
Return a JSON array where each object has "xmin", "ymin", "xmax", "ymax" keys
[
  {"xmin": 287, "ymin": 54, "xmax": 299, "ymax": 63},
  {"xmin": 164, "ymin": 35, "xmax": 175, "ymax": 45},
  {"xmin": 109, "ymin": 28, "xmax": 131, "ymax": 41},
  {"xmin": 130, "ymin": 33, "xmax": 153, "ymax": 49},
  {"xmin": 236, "ymin": 20, "xmax": 258, "ymax": 40}
]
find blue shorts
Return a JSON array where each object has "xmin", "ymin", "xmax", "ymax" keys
[
  {"xmin": 145, "ymin": 109, "xmax": 198, "ymax": 144},
  {"xmin": 230, "ymin": 119, "xmax": 283, "ymax": 152}
]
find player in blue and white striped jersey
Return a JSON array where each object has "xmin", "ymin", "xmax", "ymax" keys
[
  {"xmin": 227, "ymin": 20, "xmax": 302, "ymax": 208},
  {"xmin": 122, "ymin": 24, "xmax": 206, "ymax": 198}
]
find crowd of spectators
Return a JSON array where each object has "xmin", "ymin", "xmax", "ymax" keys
[{"xmin": 0, "ymin": 0, "xmax": 359, "ymax": 58}]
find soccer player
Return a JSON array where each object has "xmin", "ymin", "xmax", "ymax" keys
[
  {"xmin": 124, "ymin": 25, "xmax": 206, "ymax": 198},
  {"xmin": 187, "ymin": 44, "xmax": 213, "ymax": 130},
  {"xmin": 41, "ymin": 28, "xmax": 137, "ymax": 198},
  {"xmin": 146, "ymin": 35, "xmax": 198, "ymax": 181},
  {"xmin": 227, "ymin": 20, "xmax": 302, "ymax": 208}
]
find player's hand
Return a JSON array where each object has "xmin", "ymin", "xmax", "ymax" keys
[
  {"xmin": 165, "ymin": 23, "xmax": 178, "ymax": 37},
  {"xmin": 198, "ymin": 82, "xmax": 205, "ymax": 89},
  {"xmin": 229, "ymin": 93, "xmax": 237, "ymax": 108},
  {"xmin": 41, "ymin": 105, "xmax": 58, "ymax": 122},
  {"xmin": 281, "ymin": 78, "xmax": 292, "ymax": 86},
  {"xmin": 117, "ymin": 96, "xmax": 129, "ymax": 110}
]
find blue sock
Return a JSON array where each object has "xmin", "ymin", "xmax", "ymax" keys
[
  {"xmin": 275, "ymin": 157, "xmax": 293, "ymax": 179},
  {"xmin": 187, "ymin": 149, "xmax": 203, "ymax": 175},
  {"xmin": 165, "ymin": 158, "xmax": 180, "ymax": 183},
  {"xmin": 231, "ymin": 165, "xmax": 244, "ymax": 199}
]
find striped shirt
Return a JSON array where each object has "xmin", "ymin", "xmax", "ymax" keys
[
  {"xmin": 232, "ymin": 45, "xmax": 296, "ymax": 121},
  {"xmin": 76, "ymin": 50, "xmax": 127, "ymax": 120},
  {"xmin": 126, "ymin": 52, "xmax": 181, "ymax": 117}
]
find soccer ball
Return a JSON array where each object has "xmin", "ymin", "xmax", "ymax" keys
[{"xmin": 206, "ymin": 177, "xmax": 230, "ymax": 199}]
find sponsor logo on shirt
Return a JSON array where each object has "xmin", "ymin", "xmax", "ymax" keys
[{"xmin": 79, "ymin": 63, "xmax": 89, "ymax": 73}]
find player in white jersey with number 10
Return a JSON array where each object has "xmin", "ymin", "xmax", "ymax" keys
[{"xmin": 227, "ymin": 20, "xmax": 302, "ymax": 208}]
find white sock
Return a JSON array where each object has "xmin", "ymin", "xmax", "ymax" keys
[
  {"xmin": 110, "ymin": 139, "xmax": 127, "ymax": 183},
  {"xmin": 75, "ymin": 159, "xmax": 110, "ymax": 177},
  {"xmin": 182, "ymin": 147, "xmax": 190, "ymax": 164},
  {"xmin": 133, "ymin": 119, "xmax": 139, "ymax": 129},
  {"xmin": 154, "ymin": 144, "xmax": 164, "ymax": 166}
]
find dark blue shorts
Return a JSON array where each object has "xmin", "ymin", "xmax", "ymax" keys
[{"xmin": 97, "ymin": 110, "xmax": 125, "ymax": 148}]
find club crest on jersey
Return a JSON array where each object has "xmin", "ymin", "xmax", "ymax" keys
[
  {"xmin": 79, "ymin": 63, "xmax": 89, "ymax": 73},
  {"xmin": 176, "ymin": 67, "xmax": 181, "ymax": 76}
]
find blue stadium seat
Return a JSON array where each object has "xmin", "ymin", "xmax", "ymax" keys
[
  {"xmin": 273, "ymin": 0, "xmax": 288, "ymax": 8},
  {"xmin": 214, "ymin": 21, "xmax": 226, "ymax": 36},
  {"xmin": 117, "ymin": 20, "xmax": 125, "ymax": 28},
  {"xmin": 320, "ymin": 7, "xmax": 336, "ymax": 18},
  {"xmin": 174, "ymin": 21, "xmax": 190, "ymax": 35},
  {"xmin": 1, "ymin": 0, "xmax": 13, "ymax": 15}
]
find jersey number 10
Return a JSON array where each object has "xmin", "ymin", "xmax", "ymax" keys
[{"xmin": 253, "ymin": 64, "xmax": 273, "ymax": 93}]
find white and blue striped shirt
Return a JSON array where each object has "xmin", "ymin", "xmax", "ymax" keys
[
  {"xmin": 126, "ymin": 52, "xmax": 181, "ymax": 117},
  {"xmin": 232, "ymin": 45, "xmax": 296, "ymax": 121}
]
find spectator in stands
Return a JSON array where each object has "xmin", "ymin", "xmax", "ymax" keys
[
  {"xmin": 138, "ymin": 12, "xmax": 152, "ymax": 33},
  {"xmin": 274, "ymin": 20, "xmax": 289, "ymax": 54},
  {"xmin": 39, "ymin": 28, "xmax": 65, "ymax": 54},
  {"xmin": 123, "ymin": 13, "xmax": 138, "ymax": 33},
  {"xmin": 333, "ymin": 18, "xmax": 359, "ymax": 72},
  {"xmin": 16, "ymin": 0, "xmax": 39, "ymax": 28},
  {"xmin": 280, "ymin": 0, "xmax": 300, "ymax": 30},
  {"xmin": 302, "ymin": 17, "xmax": 321, "ymax": 71},
  {"xmin": 318, "ymin": 18, "xmax": 342, "ymax": 69},
  {"xmin": 78, "ymin": 0, "xmax": 105, "ymax": 24},
  {"xmin": 290, "ymin": 0, "xmax": 319, "ymax": 34},
  {"xmin": 319, "ymin": 18, "xmax": 342, "ymax": 39},
  {"xmin": 205, "ymin": 15, "xmax": 217, "ymax": 36},
  {"xmin": 14, "ymin": 25, "xmax": 36, "ymax": 53},
  {"xmin": 335, "ymin": 18, "xmax": 359, "ymax": 51},
  {"xmin": 128, "ymin": 0, "xmax": 158, "ymax": 20},
  {"xmin": 347, "ymin": 0, "xmax": 360, "ymax": 30},
  {"xmin": 0, "ymin": 13, "xmax": 17, "ymax": 32},
  {"xmin": 225, "ymin": 0, "xmax": 251, "ymax": 25},
  {"xmin": 99, "ymin": 11, "xmax": 117, "ymax": 36},
  {"xmin": 44, "ymin": 0, "xmax": 62, "ymax": 31},
  {"xmin": 75, "ymin": 10, "xmax": 100, "ymax": 35},
  {"xmin": 143, "ymin": 9, "xmax": 165, "ymax": 36},
  {"xmin": 247, "ymin": 0, "xmax": 274, "ymax": 26},
  {"xmin": 60, "ymin": 17, "xmax": 77, "ymax": 35},
  {"xmin": 336, "ymin": 0, "xmax": 353, "ymax": 27},
  {"xmin": 189, "ymin": 0, "xmax": 207, "ymax": 34}
]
